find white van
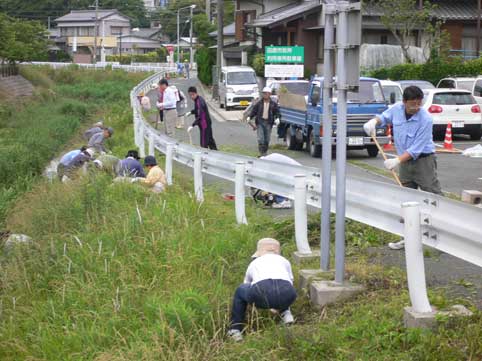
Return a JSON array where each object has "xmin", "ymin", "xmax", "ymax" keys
[
  {"xmin": 219, "ymin": 66, "xmax": 259, "ymax": 110},
  {"xmin": 472, "ymin": 76, "xmax": 482, "ymax": 105},
  {"xmin": 379, "ymin": 80, "xmax": 403, "ymax": 106}
]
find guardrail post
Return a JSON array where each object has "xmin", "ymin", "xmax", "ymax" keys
[
  {"xmin": 138, "ymin": 122, "xmax": 146, "ymax": 158},
  {"xmin": 402, "ymin": 202, "xmax": 432, "ymax": 313},
  {"xmin": 235, "ymin": 161, "xmax": 248, "ymax": 225},
  {"xmin": 294, "ymin": 174, "xmax": 311, "ymax": 254},
  {"xmin": 166, "ymin": 143, "xmax": 174, "ymax": 186},
  {"xmin": 148, "ymin": 132, "xmax": 155, "ymax": 156},
  {"xmin": 193, "ymin": 152, "xmax": 204, "ymax": 203}
]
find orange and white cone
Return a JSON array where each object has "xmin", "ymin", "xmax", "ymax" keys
[
  {"xmin": 443, "ymin": 122, "xmax": 453, "ymax": 150},
  {"xmin": 383, "ymin": 125, "xmax": 395, "ymax": 151}
]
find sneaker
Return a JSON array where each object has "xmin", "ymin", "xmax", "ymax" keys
[
  {"xmin": 272, "ymin": 200, "xmax": 292, "ymax": 209},
  {"xmin": 227, "ymin": 329, "xmax": 243, "ymax": 342},
  {"xmin": 280, "ymin": 309, "xmax": 295, "ymax": 325},
  {"xmin": 388, "ymin": 240, "xmax": 405, "ymax": 250}
]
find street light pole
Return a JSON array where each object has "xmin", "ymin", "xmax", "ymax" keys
[
  {"xmin": 177, "ymin": 10, "xmax": 180, "ymax": 63},
  {"xmin": 93, "ymin": 0, "xmax": 98, "ymax": 64}
]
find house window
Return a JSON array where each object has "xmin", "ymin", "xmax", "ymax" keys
[
  {"xmin": 381, "ymin": 35, "xmax": 388, "ymax": 44},
  {"xmin": 111, "ymin": 27, "xmax": 124, "ymax": 35},
  {"xmin": 78, "ymin": 27, "xmax": 94, "ymax": 36},
  {"xmin": 60, "ymin": 27, "xmax": 76, "ymax": 37}
]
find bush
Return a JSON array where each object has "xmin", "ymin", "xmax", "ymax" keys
[
  {"xmin": 106, "ymin": 49, "xmax": 167, "ymax": 64},
  {"xmin": 195, "ymin": 47, "xmax": 216, "ymax": 85},
  {"xmin": 250, "ymin": 52, "xmax": 265, "ymax": 77},
  {"xmin": 369, "ymin": 57, "xmax": 482, "ymax": 85}
]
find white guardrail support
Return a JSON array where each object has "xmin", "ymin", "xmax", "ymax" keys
[
  {"xmin": 148, "ymin": 132, "xmax": 155, "ymax": 156},
  {"xmin": 193, "ymin": 152, "xmax": 204, "ymax": 203},
  {"xmin": 166, "ymin": 143, "xmax": 174, "ymax": 186},
  {"xmin": 294, "ymin": 174, "xmax": 311, "ymax": 254},
  {"xmin": 235, "ymin": 161, "xmax": 248, "ymax": 225},
  {"xmin": 138, "ymin": 122, "xmax": 146, "ymax": 158},
  {"xmin": 402, "ymin": 202, "xmax": 432, "ymax": 313}
]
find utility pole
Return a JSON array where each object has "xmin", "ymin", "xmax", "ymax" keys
[
  {"xmin": 206, "ymin": 0, "xmax": 211, "ymax": 22},
  {"xmin": 190, "ymin": 5, "xmax": 194, "ymax": 68},
  {"xmin": 177, "ymin": 10, "xmax": 180, "ymax": 63},
  {"xmin": 216, "ymin": 0, "xmax": 224, "ymax": 69},
  {"xmin": 477, "ymin": 0, "xmax": 481, "ymax": 56},
  {"xmin": 93, "ymin": 0, "xmax": 99, "ymax": 64},
  {"xmin": 47, "ymin": 16, "xmax": 51, "ymax": 39}
]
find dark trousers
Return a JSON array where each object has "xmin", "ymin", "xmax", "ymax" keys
[
  {"xmin": 200, "ymin": 126, "xmax": 217, "ymax": 150},
  {"xmin": 256, "ymin": 120, "xmax": 272, "ymax": 156},
  {"xmin": 230, "ymin": 279, "xmax": 297, "ymax": 331},
  {"xmin": 399, "ymin": 154, "xmax": 442, "ymax": 195}
]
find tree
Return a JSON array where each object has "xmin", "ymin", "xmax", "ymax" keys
[
  {"xmin": 193, "ymin": 13, "xmax": 216, "ymax": 47},
  {"xmin": 0, "ymin": 13, "xmax": 49, "ymax": 63},
  {"xmin": 368, "ymin": 0, "xmax": 439, "ymax": 63}
]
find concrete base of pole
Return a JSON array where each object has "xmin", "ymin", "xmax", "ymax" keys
[
  {"xmin": 403, "ymin": 305, "xmax": 473, "ymax": 329},
  {"xmin": 292, "ymin": 250, "xmax": 321, "ymax": 265},
  {"xmin": 310, "ymin": 281, "xmax": 365, "ymax": 308},
  {"xmin": 298, "ymin": 269, "xmax": 333, "ymax": 290}
]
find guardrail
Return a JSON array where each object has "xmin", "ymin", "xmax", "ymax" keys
[
  {"xmin": 130, "ymin": 71, "xmax": 482, "ymax": 313},
  {"xmin": 27, "ymin": 61, "xmax": 177, "ymax": 73}
]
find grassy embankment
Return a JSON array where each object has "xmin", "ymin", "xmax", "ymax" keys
[{"xmin": 0, "ymin": 67, "xmax": 480, "ymax": 361}]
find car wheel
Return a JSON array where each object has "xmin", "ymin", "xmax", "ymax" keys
[
  {"xmin": 286, "ymin": 130, "xmax": 298, "ymax": 150},
  {"xmin": 470, "ymin": 127, "xmax": 482, "ymax": 141},
  {"xmin": 367, "ymin": 145, "xmax": 379, "ymax": 158},
  {"xmin": 308, "ymin": 131, "xmax": 321, "ymax": 157}
]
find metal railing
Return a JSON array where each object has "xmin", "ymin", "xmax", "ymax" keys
[
  {"xmin": 129, "ymin": 71, "xmax": 482, "ymax": 314},
  {"xmin": 0, "ymin": 63, "xmax": 19, "ymax": 77},
  {"xmin": 26, "ymin": 61, "xmax": 177, "ymax": 73}
]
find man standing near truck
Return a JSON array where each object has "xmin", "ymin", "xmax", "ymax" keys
[
  {"xmin": 247, "ymin": 87, "xmax": 281, "ymax": 156},
  {"xmin": 363, "ymin": 85, "xmax": 442, "ymax": 250}
]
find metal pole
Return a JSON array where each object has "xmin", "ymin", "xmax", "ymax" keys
[
  {"xmin": 138, "ymin": 122, "xmax": 146, "ymax": 158},
  {"xmin": 190, "ymin": 5, "xmax": 194, "ymax": 69},
  {"xmin": 93, "ymin": 0, "xmax": 98, "ymax": 64},
  {"xmin": 216, "ymin": 0, "xmax": 224, "ymax": 70},
  {"xmin": 294, "ymin": 174, "xmax": 311, "ymax": 254},
  {"xmin": 402, "ymin": 202, "xmax": 432, "ymax": 313},
  {"xmin": 193, "ymin": 152, "xmax": 204, "ymax": 203},
  {"xmin": 206, "ymin": 0, "xmax": 211, "ymax": 22},
  {"xmin": 148, "ymin": 132, "xmax": 155, "ymax": 156},
  {"xmin": 235, "ymin": 161, "xmax": 248, "ymax": 224},
  {"xmin": 334, "ymin": 2, "xmax": 348, "ymax": 284},
  {"xmin": 166, "ymin": 143, "xmax": 174, "ymax": 185},
  {"xmin": 177, "ymin": 11, "xmax": 180, "ymax": 63},
  {"xmin": 477, "ymin": 0, "xmax": 481, "ymax": 56},
  {"xmin": 321, "ymin": 3, "xmax": 335, "ymax": 271}
]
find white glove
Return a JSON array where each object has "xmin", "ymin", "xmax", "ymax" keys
[
  {"xmin": 131, "ymin": 177, "xmax": 139, "ymax": 183},
  {"xmin": 274, "ymin": 117, "xmax": 280, "ymax": 126},
  {"xmin": 384, "ymin": 157, "xmax": 400, "ymax": 170},
  {"xmin": 363, "ymin": 118, "xmax": 378, "ymax": 136},
  {"xmin": 156, "ymin": 101, "xmax": 162, "ymax": 109},
  {"xmin": 187, "ymin": 126, "xmax": 194, "ymax": 133},
  {"xmin": 246, "ymin": 117, "xmax": 251, "ymax": 122}
]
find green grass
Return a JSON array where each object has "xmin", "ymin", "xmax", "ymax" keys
[
  {"xmin": 0, "ymin": 66, "xmax": 147, "ymax": 227},
  {"xmin": 0, "ymin": 68, "xmax": 480, "ymax": 360}
]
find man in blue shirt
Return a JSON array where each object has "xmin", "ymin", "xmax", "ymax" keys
[
  {"xmin": 117, "ymin": 150, "xmax": 145, "ymax": 178},
  {"xmin": 364, "ymin": 86, "xmax": 442, "ymax": 248}
]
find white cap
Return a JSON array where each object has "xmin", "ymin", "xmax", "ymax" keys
[
  {"xmin": 262, "ymin": 86, "xmax": 272, "ymax": 93},
  {"xmin": 252, "ymin": 238, "xmax": 281, "ymax": 258}
]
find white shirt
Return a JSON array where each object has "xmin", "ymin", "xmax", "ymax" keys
[
  {"xmin": 157, "ymin": 86, "xmax": 177, "ymax": 110},
  {"xmin": 244, "ymin": 254, "xmax": 294, "ymax": 285}
]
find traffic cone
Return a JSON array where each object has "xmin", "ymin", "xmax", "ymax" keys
[
  {"xmin": 443, "ymin": 122, "xmax": 453, "ymax": 150},
  {"xmin": 383, "ymin": 125, "xmax": 395, "ymax": 151}
]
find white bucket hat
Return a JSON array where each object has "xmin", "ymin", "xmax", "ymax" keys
[{"xmin": 252, "ymin": 238, "xmax": 281, "ymax": 258}]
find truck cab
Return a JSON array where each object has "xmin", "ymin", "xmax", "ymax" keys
[{"xmin": 279, "ymin": 77, "xmax": 390, "ymax": 158}]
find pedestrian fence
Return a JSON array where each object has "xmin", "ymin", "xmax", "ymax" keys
[{"xmin": 26, "ymin": 61, "xmax": 177, "ymax": 73}]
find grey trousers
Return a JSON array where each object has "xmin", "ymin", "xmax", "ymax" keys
[
  {"xmin": 164, "ymin": 109, "xmax": 177, "ymax": 137},
  {"xmin": 257, "ymin": 120, "xmax": 272, "ymax": 156},
  {"xmin": 399, "ymin": 154, "xmax": 442, "ymax": 195}
]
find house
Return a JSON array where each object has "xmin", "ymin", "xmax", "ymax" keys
[
  {"xmin": 116, "ymin": 28, "xmax": 167, "ymax": 55},
  {"xmin": 55, "ymin": 9, "xmax": 131, "ymax": 63},
  {"xmin": 234, "ymin": 0, "xmax": 481, "ymax": 76}
]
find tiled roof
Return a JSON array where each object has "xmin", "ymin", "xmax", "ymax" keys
[
  {"xmin": 246, "ymin": 1, "xmax": 323, "ymax": 28},
  {"xmin": 209, "ymin": 23, "xmax": 236, "ymax": 37},
  {"xmin": 55, "ymin": 9, "xmax": 127, "ymax": 22}
]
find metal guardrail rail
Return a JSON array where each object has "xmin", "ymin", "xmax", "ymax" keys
[
  {"xmin": 131, "ymin": 71, "xmax": 482, "ymax": 269},
  {"xmin": 27, "ymin": 61, "xmax": 177, "ymax": 73}
]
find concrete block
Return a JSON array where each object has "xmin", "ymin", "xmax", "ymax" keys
[
  {"xmin": 403, "ymin": 304, "xmax": 473, "ymax": 329},
  {"xmin": 292, "ymin": 249, "xmax": 320, "ymax": 265},
  {"xmin": 298, "ymin": 269, "xmax": 333, "ymax": 290},
  {"xmin": 461, "ymin": 190, "xmax": 482, "ymax": 205},
  {"xmin": 310, "ymin": 281, "xmax": 365, "ymax": 308}
]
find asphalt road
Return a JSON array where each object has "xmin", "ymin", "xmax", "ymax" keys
[{"xmin": 146, "ymin": 76, "xmax": 481, "ymax": 308}]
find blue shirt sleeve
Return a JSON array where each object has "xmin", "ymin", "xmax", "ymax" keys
[
  {"xmin": 406, "ymin": 117, "xmax": 433, "ymax": 160},
  {"xmin": 378, "ymin": 105, "xmax": 396, "ymax": 127}
]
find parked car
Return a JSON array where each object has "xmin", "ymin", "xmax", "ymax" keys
[
  {"xmin": 397, "ymin": 80, "xmax": 435, "ymax": 91},
  {"xmin": 471, "ymin": 76, "xmax": 482, "ymax": 105},
  {"xmin": 218, "ymin": 66, "xmax": 259, "ymax": 110},
  {"xmin": 423, "ymin": 89, "xmax": 482, "ymax": 140},
  {"xmin": 436, "ymin": 77, "xmax": 476, "ymax": 92},
  {"xmin": 278, "ymin": 77, "xmax": 390, "ymax": 158},
  {"xmin": 379, "ymin": 80, "xmax": 403, "ymax": 106}
]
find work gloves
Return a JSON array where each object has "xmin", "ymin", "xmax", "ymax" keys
[
  {"xmin": 363, "ymin": 118, "xmax": 378, "ymax": 136},
  {"xmin": 187, "ymin": 126, "xmax": 194, "ymax": 133},
  {"xmin": 274, "ymin": 117, "xmax": 280, "ymax": 126},
  {"xmin": 384, "ymin": 157, "xmax": 400, "ymax": 170},
  {"xmin": 156, "ymin": 101, "xmax": 163, "ymax": 109}
]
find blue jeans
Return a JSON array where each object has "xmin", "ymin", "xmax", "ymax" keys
[
  {"xmin": 230, "ymin": 279, "xmax": 297, "ymax": 331},
  {"xmin": 257, "ymin": 120, "xmax": 272, "ymax": 156}
]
